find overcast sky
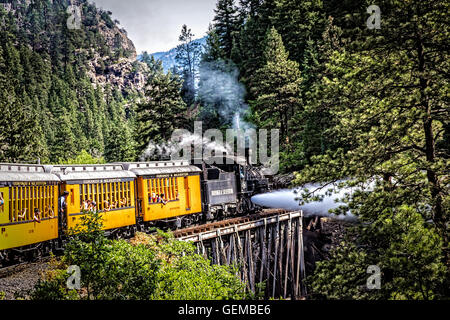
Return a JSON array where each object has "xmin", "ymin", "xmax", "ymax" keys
[{"xmin": 89, "ymin": 0, "xmax": 217, "ymax": 54}]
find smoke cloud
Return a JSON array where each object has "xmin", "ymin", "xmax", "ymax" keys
[
  {"xmin": 140, "ymin": 60, "xmax": 257, "ymax": 161},
  {"xmin": 140, "ymin": 132, "xmax": 233, "ymax": 161},
  {"xmin": 251, "ymin": 184, "xmax": 358, "ymax": 221},
  {"xmin": 198, "ymin": 60, "xmax": 253, "ymax": 131}
]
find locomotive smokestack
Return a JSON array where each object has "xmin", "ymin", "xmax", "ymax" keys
[{"xmin": 245, "ymin": 146, "xmax": 251, "ymax": 166}]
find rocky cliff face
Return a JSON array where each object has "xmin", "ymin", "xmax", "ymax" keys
[
  {"xmin": 76, "ymin": 1, "xmax": 148, "ymax": 94},
  {"xmin": 85, "ymin": 56, "xmax": 147, "ymax": 93},
  {"xmin": 83, "ymin": 11, "xmax": 148, "ymax": 93}
]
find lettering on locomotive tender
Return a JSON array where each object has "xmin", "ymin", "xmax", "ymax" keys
[{"xmin": 211, "ymin": 188, "xmax": 234, "ymax": 196}]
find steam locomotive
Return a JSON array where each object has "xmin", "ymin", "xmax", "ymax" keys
[{"xmin": 0, "ymin": 157, "xmax": 270, "ymax": 266}]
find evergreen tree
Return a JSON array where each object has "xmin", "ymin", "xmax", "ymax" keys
[
  {"xmin": 0, "ymin": 88, "xmax": 47, "ymax": 163},
  {"xmin": 271, "ymin": 0, "xmax": 326, "ymax": 64},
  {"xmin": 238, "ymin": 0, "xmax": 263, "ymax": 19},
  {"xmin": 175, "ymin": 24, "xmax": 202, "ymax": 107},
  {"xmin": 136, "ymin": 70, "xmax": 188, "ymax": 156},
  {"xmin": 294, "ymin": 0, "xmax": 450, "ymax": 298},
  {"xmin": 213, "ymin": 0, "xmax": 239, "ymax": 59},
  {"xmin": 249, "ymin": 27, "xmax": 302, "ymax": 169},
  {"xmin": 289, "ymin": 17, "xmax": 343, "ymax": 169},
  {"xmin": 141, "ymin": 53, "xmax": 164, "ymax": 76},
  {"xmin": 0, "ymin": 1, "xmax": 142, "ymax": 164},
  {"xmin": 197, "ymin": 25, "xmax": 229, "ymax": 130},
  {"xmin": 201, "ymin": 24, "xmax": 225, "ymax": 63},
  {"xmin": 231, "ymin": 0, "xmax": 275, "ymax": 93},
  {"xmin": 0, "ymin": 28, "xmax": 47, "ymax": 163},
  {"xmin": 104, "ymin": 121, "xmax": 136, "ymax": 162}
]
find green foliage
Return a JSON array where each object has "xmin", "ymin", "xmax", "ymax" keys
[
  {"xmin": 60, "ymin": 150, "xmax": 105, "ymax": 165},
  {"xmin": 249, "ymin": 27, "xmax": 302, "ymax": 170},
  {"xmin": 30, "ymin": 211, "xmax": 246, "ymax": 300},
  {"xmin": 150, "ymin": 231, "xmax": 246, "ymax": 300},
  {"xmin": 212, "ymin": 0, "xmax": 239, "ymax": 59},
  {"xmin": 307, "ymin": 242, "xmax": 371, "ymax": 300},
  {"xmin": 271, "ymin": 0, "xmax": 326, "ymax": 64},
  {"xmin": 136, "ymin": 69, "xmax": 188, "ymax": 157},
  {"xmin": 309, "ymin": 206, "xmax": 447, "ymax": 300},
  {"xmin": 201, "ymin": 0, "xmax": 450, "ymax": 300},
  {"xmin": 31, "ymin": 268, "xmax": 79, "ymax": 301},
  {"xmin": 0, "ymin": 0, "xmax": 139, "ymax": 164},
  {"xmin": 175, "ymin": 24, "xmax": 202, "ymax": 107},
  {"xmin": 141, "ymin": 53, "xmax": 164, "ymax": 75},
  {"xmin": 0, "ymin": 33, "xmax": 48, "ymax": 163},
  {"xmin": 104, "ymin": 122, "xmax": 136, "ymax": 162},
  {"xmin": 286, "ymin": 0, "xmax": 450, "ymax": 300}
]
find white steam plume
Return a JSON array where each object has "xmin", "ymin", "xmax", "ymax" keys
[
  {"xmin": 140, "ymin": 132, "xmax": 233, "ymax": 161},
  {"xmin": 251, "ymin": 184, "xmax": 359, "ymax": 221},
  {"xmin": 198, "ymin": 60, "xmax": 253, "ymax": 131}
]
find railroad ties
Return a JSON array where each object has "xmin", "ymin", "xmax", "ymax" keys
[{"xmin": 175, "ymin": 210, "xmax": 306, "ymax": 300}]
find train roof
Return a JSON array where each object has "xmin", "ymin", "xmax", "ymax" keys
[
  {"xmin": 117, "ymin": 161, "xmax": 201, "ymax": 176},
  {"xmin": 0, "ymin": 163, "xmax": 60, "ymax": 182},
  {"xmin": 0, "ymin": 161, "xmax": 203, "ymax": 183},
  {"xmin": 51, "ymin": 164, "xmax": 136, "ymax": 182}
]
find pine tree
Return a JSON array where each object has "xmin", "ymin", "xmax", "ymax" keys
[
  {"xmin": 0, "ymin": 88, "xmax": 46, "ymax": 163},
  {"xmin": 289, "ymin": 17, "xmax": 343, "ymax": 169},
  {"xmin": 0, "ymin": 1, "xmax": 143, "ymax": 164},
  {"xmin": 294, "ymin": 0, "xmax": 450, "ymax": 298},
  {"xmin": 238, "ymin": 0, "xmax": 263, "ymax": 18},
  {"xmin": 197, "ymin": 25, "xmax": 230, "ymax": 130},
  {"xmin": 231, "ymin": 0, "xmax": 275, "ymax": 93},
  {"xmin": 136, "ymin": 70, "xmax": 188, "ymax": 156},
  {"xmin": 201, "ymin": 25, "xmax": 225, "ymax": 63},
  {"xmin": 213, "ymin": 0, "xmax": 239, "ymax": 59},
  {"xmin": 141, "ymin": 54, "xmax": 164, "ymax": 76},
  {"xmin": 249, "ymin": 27, "xmax": 302, "ymax": 157},
  {"xmin": 175, "ymin": 25, "xmax": 202, "ymax": 107},
  {"xmin": 271, "ymin": 0, "xmax": 326, "ymax": 64},
  {"xmin": 104, "ymin": 120, "xmax": 136, "ymax": 162},
  {"xmin": 0, "ymin": 30, "xmax": 48, "ymax": 163}
]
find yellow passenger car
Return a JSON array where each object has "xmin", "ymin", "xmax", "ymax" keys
[
  {"xmin": 51, "ymin": 164, "xmax": 137, "ymax": 232},
  {"xmin": 0, "ymin": 164, "xmax": 59, "ymax": 252},
  {"xmin": 120, "ymin": 161, "xmax": 202, "ymax": 223}
]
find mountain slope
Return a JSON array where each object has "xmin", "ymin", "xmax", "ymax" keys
[
  {"xmin": 145, "ymin": 36, "xmax": 207, "ymax": 72},
  {"xmin": 0, "ymin": 0, "xmax": 145, "ymax": 163}
]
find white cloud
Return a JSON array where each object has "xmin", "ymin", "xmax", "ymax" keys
[{"xmin": 89, "ymin": 0, "xmax": 216, "ymax": 53}]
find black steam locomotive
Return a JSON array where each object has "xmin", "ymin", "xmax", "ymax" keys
[{"xmin": 193, "ymin": 154, "xmax": 271, "ymax": 221}]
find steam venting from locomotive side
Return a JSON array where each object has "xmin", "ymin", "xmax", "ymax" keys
[{"xmin": 251, "ymin": 186, "xmax": 358, "ymax": 221}]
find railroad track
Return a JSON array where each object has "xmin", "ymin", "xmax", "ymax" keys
[
  {"xmin": 173, "ymin": 208, "xmax": 288, "ymax": 238},
  {"xmin": 0, "ymin": 258, "xmax": 50, "ymax": 279}
]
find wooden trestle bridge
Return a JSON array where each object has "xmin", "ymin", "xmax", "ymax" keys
[{"xmin": 175, "ymin": 210, "xmax": 306, "ymax": 299}]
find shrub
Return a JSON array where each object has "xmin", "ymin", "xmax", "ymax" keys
[{"xmin": 30, "ymin": 211, "xmax": 246, "ymax": 300}]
